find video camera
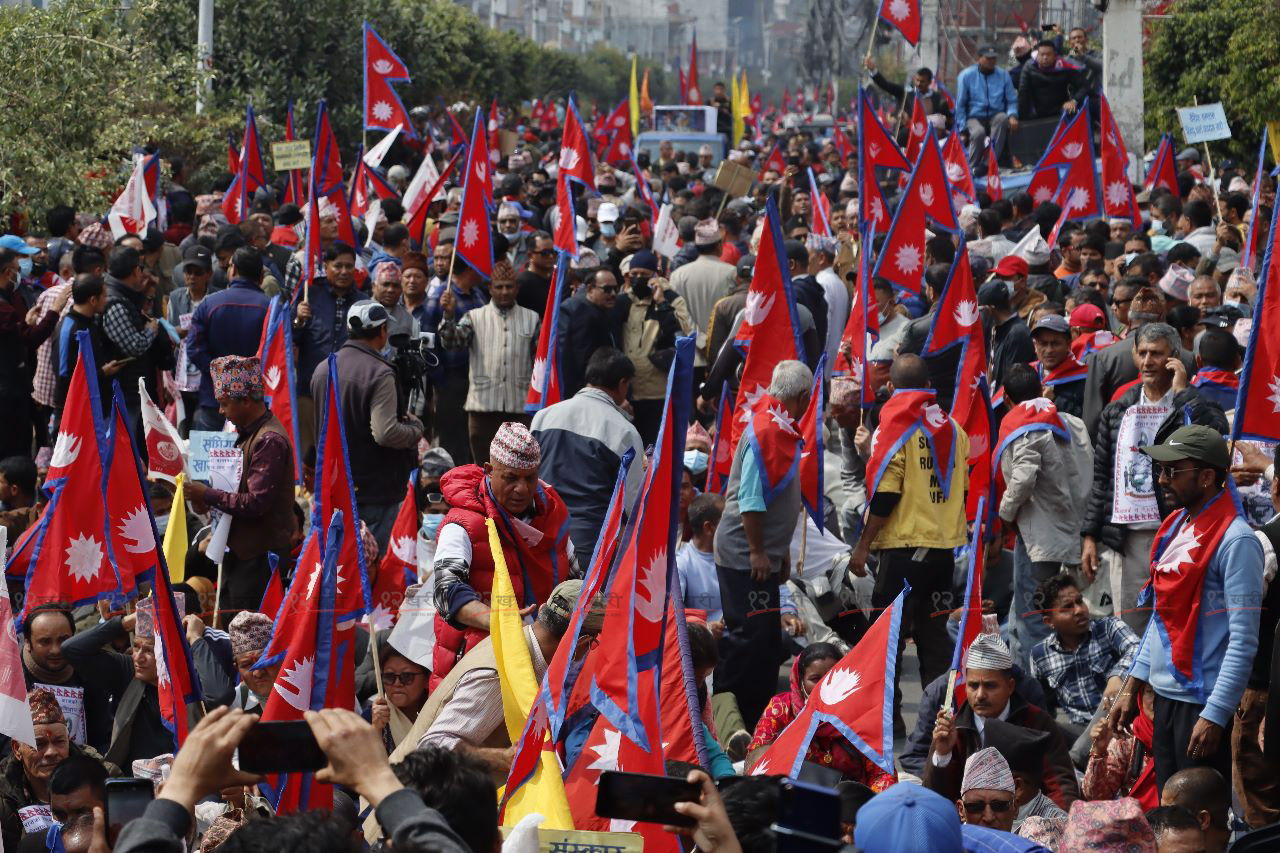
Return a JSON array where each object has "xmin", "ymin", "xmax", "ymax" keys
[{"xmin": 389, "ymin": 330, "xmax": 439, "ymax": 415}]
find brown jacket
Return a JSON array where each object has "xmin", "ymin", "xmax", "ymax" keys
[{"xmin": 225, "ymin": 412, "xmax": 296, "ymax": 560}]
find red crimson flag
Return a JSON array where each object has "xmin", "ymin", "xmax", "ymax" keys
[
  {"xmin": 454, "ymin": 111, "xmax": 495, "ymax": 279},
  {"xmin": 363, "ymin": 22, "xmax": 415, "ymax": 135}
]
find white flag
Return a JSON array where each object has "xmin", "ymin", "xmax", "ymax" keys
[
  {"xmin": 0, "ymin": 530, "xmax": 35, "ymax": 749},
  {"xmin": 363, "ymin": 124, "xmax": 403, "ymax": 169},
  {"xmin": 401, "ymin": 151, "xmax": 441, "ymax": 216},
  {"xmin": 106, "ymin": 154, "xmax": 159, "ymax": 240},
  {"xmin": 139, "ymin": 377, "xmax": 189, "ymax": 483}
]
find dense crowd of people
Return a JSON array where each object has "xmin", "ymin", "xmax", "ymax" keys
[{"xmin": 0, "ymin": 21, "xmax": 1278, "ymax": 853}]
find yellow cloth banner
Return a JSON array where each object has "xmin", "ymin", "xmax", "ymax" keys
[
  {"xmin": 163, "ymin": 473, "xmax": 188, "ymax": 583},
  {"xmin": 629, "ymin": 56, "xmax": 640, "ymax": 137}
]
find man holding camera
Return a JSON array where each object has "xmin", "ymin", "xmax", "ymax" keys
[{"xmin": 310, "ymin": 301, "xmax": 423, "ymax": 550}]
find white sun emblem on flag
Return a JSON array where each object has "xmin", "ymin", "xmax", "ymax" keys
[
  {"xmin": 894, "ymin": 243, "xmax": 922, "ymax": 275},
  {"xmin": 954, "ymin": 299, "xmax": 979, "ymax": 327},
  {"xmin": 819, "ymin": 667, "xmax": 863, "ymax": 704},
  {"xmin": 372, "ymin": 100, "xmax": 394, "ymax": 123},
  {"xmin": 919, "ymin": 183, "xmax": 935, "ymax": 207},
  {"xmin": 1067, "ymin": 187, "xmax": 1091, "ymax": 212},
  {"xmin": 1155, "ymin": 524, "xmax": 1202, "ymax": 575},
  {"xmin": 559, "ymin": 148, "xmax": 580, "ymax": 172},
  {"xmin": 989, "ymin": 173, "xmax": 1001, "ymax": 191},
  {"xmin": 367, "ymin": 603, "xmax": 394, "ymax": 633},
  {"xmin": 588, "ymin": 727, "xmax": 622, "ymax": 772},
  {"xmin": 1268, "ymin": 376, "xmax": 1280, "ymax": 412},
  {"xmin": 372, "ymin": 59, "xmax": 395, "ymax": 75},
  {"xmin": 946, "ymin": 162, "xmax": 964, "ymax": 181},
  {"xmin": 750, "ymin": 757, "xmax": 772, "ymax": 776},
  {"xmin": 888, "ymin": 0, "xmax": 910, "ymax": 20},
  {"xmin": 738, "ymin": 383, "xmax": 769, "ymax": 424},
  {"xmin": 461, "ymin": 219, "xmax": 480, "ymax": 248},
  {"xmin": 869, "ymin": 196, "xmax": 885, "ymax": 223},
  {"xmin": 1032, "ymin": 185, "xmax": 1054, "ymax": 204},
  {"xmin": 65, "ymin": 533, "xmax": 103, "ymax": 583},
  {"xmin": 767, "ymin": 403, "xmax": 799, "ymax": 436},
  {"xmin": 1106, "ymin": 180, "xmax": 1130, "ymax": 209},
  {"xmin": 1062, "ymin": 142, "xmax": 1083, "ymax": 160}
]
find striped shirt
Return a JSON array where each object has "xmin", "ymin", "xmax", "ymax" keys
[{"xmin": 439, "ymin": 302, "xmax": 539, "ymax": 413}]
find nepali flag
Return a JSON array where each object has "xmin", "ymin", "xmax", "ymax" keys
[
  {"xmin": 223, "ymin": 104, "xmax": 269, "ymax": 225},
  {"xmin": 922, "ymin": 244, "xmax": 993, "ymax": 522},
  {"xmin": 311, "ymin": 354, "xmax": 373, "ymax": 625},
  {"xmin": 1244, "ymin": 126, "xmax": 1270, "ymax": 273},
  {"xmin": 559, "ymin": 97, "xmax": 596, "ymax": 192},
  {"xmin": 107, "ymin": 151, "xmax": 162, "ymax": 240},
  {"xmin": 759, "ymin": 143, "xmax": 788, "ymax": 179},
  {"xmin": 807, "ymin": 167, "xmax": 832, "ymax": 237},
  {"xmin": 257, "ymin": 295, "xmax": 303, "ymax": 484},
  {"xmin": 903, "ymin": 96, "xmax": 929, "ymax": 173},
  {"xmin": 730, "ymin": 196, "xmax": 807, "ymax": 457},
  {"xmin": 347, "ymin": 147, "xmax": 400, "ymax": 219},
  {"xmin": 781, "ymin": 87, "xmax": 791, "ymax": 114},
  {"xmin": 526, "ymin": 254, "xmax": 568, "ymax": 413},
  {"xmin": 985, "ymin": 140, "xmax": 1002, "ymax": 201},
  {"xmin": 283, "ymin": 100, "xmax": 306, "ymax": 206},
  {"xmin": 941, "ymin": 131, "xmax": 977, "ymax": 207},
  {"xmin": 600, "ymin": 98, "xmax": 635, "ymax": 166},
  {"xmin": 1100, "ymin": 95, "xmax": 1141, "ymax": 227},
  {"xmin": 657, "ymin": 581, "xmax": 709, "ymax": 768},
  {"xmin": 488, "ymin": 97, "xmax": 501, "ymax": 164},
  {"xmin": 833, "ymin": 226, "xmax": 879, "ymax": 408},
  {"xmin": 139, "ymin": 378, "xmax": 186, "ymax": 484},
  {"xmin": 309, "ymin": 100, "xmax": 357, "ymax": 249},
  {"xmin": 258, "ymin": 552, "xmax": 285, "ymax": 618},
  {"xmin": 500, "ymin": 450, "xmax": 636, "ymax": 823},
  {"xmin": 372, "ymin": 473, "xmax": 417, "ymax": 631},
  {"xmin": 1025, "ymin": 111, "xmax": 1075, "ymax": 205},
  {"xmin": 994, "ymin": 398, "xmax": 1069, "ymax": 501},
  {"xmin": 629, "ymin": 151, "xmax": 659, "ymax": 224},
  {"xmin": 8, "ymin": 332, "xmax": 120, "ymax": 619},
  {"xmin": 797, "ymin": 353, "xmax": 826, "ymax": 530},
  {"xmin": 945, "ymin": 496, "xmax": 986, "ymax": 709},
  {"xmin": 363, "ymin": 22, "xmax": 415, "ymax": 136},
  {"xmin": 103, "ymin": 389, "xmax": 158, "ymax": 598},
  {"xmin": 857, "ymin": 88, "xmax": 911, "ymax": 236},
  {"xmin": 257, "ymin": 510, "xmax": 349, "ymax": 813},
  {"xmin": 705, "ymin": 385, "xmax": 734, "ymax": 494},
  {"xmin": 406, "ymin": 148, "xmax": 462, "ymax": 247},
  {"xmin": 832, "ymin": 123, "xmax": 854, "ymax": 168},
  {"xmin": 686, "ymin": 34, "xmax": 701, "ymax": 104},
  {"xmin": 446, "ymin": 110, "xmax": 469, "ymax": 149},
  {"xmin": 1233, "ymin": 195, "xmax": 1280, "ymax": 444},
  {"xmin": 1145, "ymin": 133, "xmax": 1179, "ymax": 196},
  {"xmin": 565, "ymin": 341, "xmax": 692, "ymax": 849},
  {"xmin": 455, "ymin": 111, "xmax": 495, "ymax": 279},
  {"xmin": 1047, "ymin": 104, "xmax": 1103, "ymax": 228},
  {"xmin": 865, "ymin": 388, "xmax": 958, "ymax": 499},
  {"xmin": 874, "ymin": 129, "xmax": 960, "ymax": 296},
  {"xmin": 749, "ymin": 582, "xmax": 907, "ymax": 778}
]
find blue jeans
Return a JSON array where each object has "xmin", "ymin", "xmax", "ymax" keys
[{"xmin": 1006, "ymin": 535, "xmax": 1062, "ymax": 673}]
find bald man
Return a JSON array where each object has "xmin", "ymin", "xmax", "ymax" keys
[{"xmin": 1161, "ymin": 767, "xmax": 1230, "ymax": 853}]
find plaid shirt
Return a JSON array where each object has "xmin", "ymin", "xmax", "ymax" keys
[
  {"xmin": 1030, "ymin": 617, "xmax": 1140, "ymax": 724},
  {"xmin": 30, "ymin": 280, "xmax": 72, "ymax": 407}
]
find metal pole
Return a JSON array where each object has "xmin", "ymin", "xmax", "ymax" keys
[{"xmin": 196, "ymin": 0, "xmax": 213, "ymax": 114}]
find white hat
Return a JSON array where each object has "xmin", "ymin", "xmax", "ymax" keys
[
  {"xmin": 960, "ymin": 747, "xmax": 1016, "ymax": 795},
  {"xmin": 597, "ymin": 202, "xmax": 620, "ymax": 224},
  {"xmin": 966, "ymin": 633, "xmax": 1014, "ymax": 672}
]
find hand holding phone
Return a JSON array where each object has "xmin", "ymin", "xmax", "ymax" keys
[
  {"xmin": 596, "ymin": 770, "xmax": 700, "ymax": 828},
  {"xmin": 237, "ymin": 720, "xmax": 328, "ymax": 774},
  {"xmin": 105, "ymin": 778, "xmax": 154, "ymax": 845}
]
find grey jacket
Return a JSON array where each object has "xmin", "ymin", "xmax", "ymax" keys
[{"xmin": 997, "ymin": 412, "xmax": 1093, "ymax": 563}]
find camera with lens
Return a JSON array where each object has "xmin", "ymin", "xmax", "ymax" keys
[{"xmin": 389, "ymin": 330, "xmax": 439, "ymax": 414}]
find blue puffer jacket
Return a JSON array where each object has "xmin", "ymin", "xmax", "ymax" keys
[{"xmin": 187, "ymin": 278, "xmax": 272, "ymax": 408}]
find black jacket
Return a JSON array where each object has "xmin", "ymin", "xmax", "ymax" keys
[
  {"xmin": 557, "ymin": 292, "xmax": 620, "ymax": 398},
  {"xmin": 790, "ymin": 275, "xmax": 829, "ymax": 363},
  {"xmin": 869, "ymin": 72, "xmax": 953, "ymax": 141},
  {"xmin": 990, "ymin": 313, "xmax": 1036, "ymax": 393},
  {"xmin": 1082, "ymin": 337, "xmax": 1198, "ymax": 436},
  {"xmin": 899, "ymin": 309, "xmax": 962, "ymax": 412},
  {"xmin": 1082, "ymin": 386, "xmax": 1228, "ymax": 551},
  {"xmin": 1017, "ymin": 61, "xmax": 1090, "ymax": 121}
]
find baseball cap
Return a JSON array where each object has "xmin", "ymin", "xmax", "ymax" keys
[
  {"xmin": 855, "ymin": 782, "xmax": 962, "ymax": 853},
  {"xmin": 991, "ymin": 255, "xmax": 1029, "ymax": 278},
  {"xmin": 1069, "ymin": 303, "xmax": 1106, "ymax": 330},
  {"xmin": 1031, "ymin": 314, "xmax": 1070, "ymax": 336},
  {"xmin": 0, "ymin": 235, "xmax": 38, "ymax": 255},
  {"xmin": 178, "ymin": 243, "xmax": 214, "ymax": 273},
  {"xmin": 1140, "ymin": 424, "xmax": 1231, "ymax": 470},
  {"xmin": 346, "ymin": 300, "xmax": 390, "ymax": 332},
  {"xmin": 977, "ymin": 45, "xmax": 999, "ymax": 58},
  {"xmin": 735, "ymin": 254, "xmax": 756, "ymax": 279},
  {"xmin": 1176, "ymin": 146, "xmax": 1202, "ymax": 163},
  {"xmin": 977, "ymin": 280, "xmax": 1011, "ymax": 311},
  {"xmin": 597, "ymin": 202, "xmax": 620, "ymax": 225}
]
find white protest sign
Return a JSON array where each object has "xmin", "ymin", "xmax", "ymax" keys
[
  {"xmin": 188, "ymin": 430, "xmax": 238, "ymax": 483},
  {"xmin": 1176, "ymin": 103, "xmax": 1232, "ymax": 144}
]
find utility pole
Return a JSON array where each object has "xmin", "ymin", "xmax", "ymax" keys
[
  {"xmin": 196, "ymin": 0, "xmax": 213, "ymax": 114},
  {"xmin": 917, "ymin": 0, "xmax": 939, "ymax": 77},
  {"xmin": 1103, "ymin": 0, "xmax": 1145, "ymax": 182}
]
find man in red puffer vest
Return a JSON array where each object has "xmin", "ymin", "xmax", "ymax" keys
[{"xmin": 430, "ymin": 421, "xmax": 577, "ymax": 688}]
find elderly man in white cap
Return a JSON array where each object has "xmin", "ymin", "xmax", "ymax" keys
[
  {"xmin": 957, "ymin": 747, "xmax": 1018, "ymax": 832},
  {"xmin": 924, "ymin": 632, "xmax": 1078, "ymax": 810},
  {"xmin": 428, "ymin": 422, "xmax": 577, "ymax": 689},
  {"xmin": 806, "ymin": 233, "xmax": 849, "ymax": 364},
  {"xmin": 669, "ymin": 217, "xmax": 735, "ymax": 372}
]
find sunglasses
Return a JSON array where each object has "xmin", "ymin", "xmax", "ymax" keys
[
  {"xmin": 424, "ymin": 492, "xmax": 443, "ymax": 504},
  {"xmin": 1110, "ymin": 296, "xmax": 1134, "ymax": 306},
  {"xmin": 594, "ymin": 285, "xmax": 620, "ymax": 294},
  {"xmin": 381, "ymin": 672, "xmax": 422, "ymax": 686},
  {"xmin": 962, "ymin": 798, "xmax": 1014, "ymax": 814},
  {"xmin": 531, "ymin": 249, "xmax": 556, "ymax": 256},
  {"xmin": 1154, "ymin": 463, "xmax": 1207, "ymax": 481}
]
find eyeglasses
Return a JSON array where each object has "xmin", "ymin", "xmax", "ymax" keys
[
  {"xmin": 424, "ymin": 492, "xmax": 443, "ymax": 504},
  {"xmin": 1154, "ymin": 463, "xmax": 1206, "ymax": 481},
  {"xmin": 962, "ymin": 798, "xmax": 1014, "ymax": 814},
  {"xmin": 381, "ymin": 671, "xmax": 422, "ymax": 686},
  {"xmin": 1110, "ymin": 296, "xmax": 1134, "ymax": 306}
]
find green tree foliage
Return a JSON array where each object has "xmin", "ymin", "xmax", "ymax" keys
[
  {"xmin": 1144, "ymin": 0, "xmax": 1280, "ymax": 164},
  {"xmin": 0, "ymin": 0, "xmax": 673, "ymax": 221}
]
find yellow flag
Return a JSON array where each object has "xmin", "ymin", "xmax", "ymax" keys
[
  {"xmin": 1267, "ymin": 122, "xmax": 1280, "ymax": 170},
  {"xmin": 739, "ymin": 70, "xmax": 752, "ymax": 138},
  {"xmin": 487, "ymin": 519, "xmax": 573, "ymax": 829},
  {"xmin": 629, "ymin": 55, "xmax": 640, "ymax": 137},
  {"xmin": 163, "ymin": 473, "xmax": 188, "ymax": 583},
  {"xmin": 731, "ymin": 74, "xmax": 743, "ymax": 147}
]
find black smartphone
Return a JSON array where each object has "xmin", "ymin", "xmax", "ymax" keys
[
  {"xmin": 105, "ymin": 778, "xmax": 154, "ymax": 844},
  {"xmin": 595, "ymin": 770, "xmax": 700, "ymax": 828},
  {"xmin": 237, "ymin": 720, "xmax": 328, "ymax": 774},
  {"xmin": 776, "ymin": 777, "xmax": 842, "ymax": 842}
]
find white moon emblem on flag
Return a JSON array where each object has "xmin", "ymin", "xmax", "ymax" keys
[{"xmin": 372, "ymin": 59, "xmax": 394, "ymax": 75}]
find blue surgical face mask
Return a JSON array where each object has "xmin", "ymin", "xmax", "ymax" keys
[
  {"xmin": 600, "ymin": 222, "xmax": 617, "ymax": 239},
  {"xmin": 421, "ymin": 512, "xmax": 446, "ymax": 540},
  {"xmin": 683, "ymin": 449, "xmax": 709, "ymax": 477},
  {"xmin": 18, "ymin": 258, "xmax": 31, "ymax": 278}
]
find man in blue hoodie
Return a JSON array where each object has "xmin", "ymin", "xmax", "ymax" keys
[{"xmin": 187, "ymin": 247, "xmax": 272, "ymax": 431}]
